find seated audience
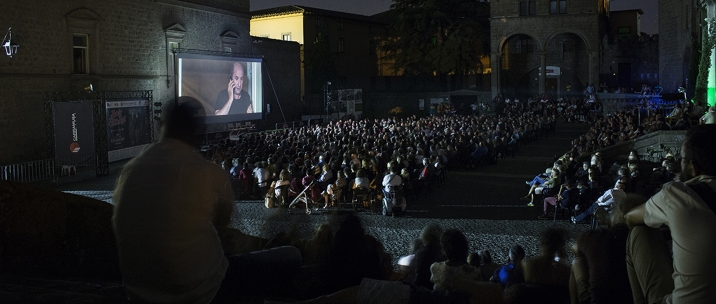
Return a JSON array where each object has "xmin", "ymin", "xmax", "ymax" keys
[
  {"xmin": 572, "ymin": 177, "xmax": 628, "ymax": 223},
  {"xmin": 539, "ymin": 180, "xmax": 577, "ymax": 219},
  {"xmin": 522, "ymin": 169, "xmax": 561, "ymax": 206},
  {"xmin": 413, "ymin": 224, "xmax": 446, "ymax": 290},
  {"xmin": 522, "ymin": 228, "xmax": 571, "ymax": 287},
  {"xmin": 491, "ymin": 245, "xmax": 526, "ymax": 289},
  {"xmin": 473, "ymin": 250, "xmax": 501, "ymax": 282},
  {"xmin": 569, "ymin": 194, "xmax": 636, "ymax": 304},
  {"xmin": 397, "ymin": 238, "xmax": 423, "ymax": 283},
  {"xmin": 430, "ymin": 229, "xmax": 481, "ymax": 291}
]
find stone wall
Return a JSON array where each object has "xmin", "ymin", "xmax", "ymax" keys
[
  {"xmin": 0, "ymin": 0, "xmax": 253, "ymax": 164},
  {"xmin": 601, "ymin": 35, "xmax": 659, "ymax": 90},
  {"xmin": 658, "ymin": 0, "xmax": 699, "ymax": 93},
  {"xmin": 632, "ymin": 130, "xmax": 686, "ymax": 162},
  {"xmin": 490, "ymin": 0, "xmax": 603, "ymax": 98}
]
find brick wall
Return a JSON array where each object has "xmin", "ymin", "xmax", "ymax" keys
[{"xmin": 0, "ymin": 0, "xmax": 255, "ymax": 164}]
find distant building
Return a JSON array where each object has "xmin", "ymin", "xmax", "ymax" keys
[
  {"xmin": 251, "ymin": 5, "xmax": 389, "ymax": 98},
  {"xmin": 601, "ymin": 9, "xmax": 658, "ymax": 92},
  {"xmin": 609, "ymin": 9, "xmax": 644, "ymax": 40},
  {"xmin": 489, "ymin": 0, "xmax": 610, "ymax": 99}
]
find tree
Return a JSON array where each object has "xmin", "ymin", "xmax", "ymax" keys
[
  {"xmin": 381, "ymin": 0, "xmax": 490, "ymax": 77},
  {"xmin": 304, "ymin": 32, "xmax": 338, "ymax": 93}
]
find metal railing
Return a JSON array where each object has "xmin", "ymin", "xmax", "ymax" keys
[
  {"xmin": 275, "ymin": 120, "xmax": 307, "ymax": 130},
  {"xmin": 2, "ymin": 156, "xmax": 98, "ymax": 183},
  {"xmin": 2, "ymin": 159, "xmax": 57, "ymax": 183}
]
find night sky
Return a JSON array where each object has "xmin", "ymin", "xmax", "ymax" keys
[{"xmin": 251, "ymin": 0, "xmax": 658, "ymax": 35}]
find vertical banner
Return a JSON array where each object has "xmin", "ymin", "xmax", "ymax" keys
[
  {"xmin": 53, "ymin": 101, "xmax": 95, "ymax": 165},
  {"xmin": 106, "ymin": 100, "xmax": 151, "ymax": 162}
]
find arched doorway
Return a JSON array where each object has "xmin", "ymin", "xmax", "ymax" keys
[
  {"xmin": 500, "ymin": 34, "xmax": 540, "ymax": 99},
  {"xmin": 544, "ymin": 32, "xmax": 589, "ymax": 98}
]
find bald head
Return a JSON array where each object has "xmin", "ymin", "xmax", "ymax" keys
[{"xmin": 230, "ymin": 62, "xmax": 245, "ymax": 98}]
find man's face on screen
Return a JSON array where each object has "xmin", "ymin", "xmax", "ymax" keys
[{"xmin": 231, "ymin": 64, "xmax": 244, "ymax": 97}]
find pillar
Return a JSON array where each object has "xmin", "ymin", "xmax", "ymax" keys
[
  {"xmin": 539, "ymin": 52, "xmax": 547, "ymax": 95},
  {"xmin": 491, "ymin": 52, "xmax": 501, "ymax": 99}
]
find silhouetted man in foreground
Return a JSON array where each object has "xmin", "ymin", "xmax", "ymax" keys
[
  {"xmin": 112, "ymin": 103, "xmax": 300, "ymax": 303},
  {"xmin": 625, "ymin": 124, "xmax": 716, "ymax": 304}
]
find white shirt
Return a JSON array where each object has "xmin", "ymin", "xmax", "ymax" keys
[
  {"xmin": 382, "ymin": 173, "xmax": 403, "ymax": 191},
  {"xmin": 644, "ymin": 176, "xmax": 716, "ymax": 304},
  {"xmin": 255, "ymin": 168, "xmax": 269, "ymax": 187},
  {"xmin": 595, "ymin": 188, "xmax": 625, "ymax": 206}
]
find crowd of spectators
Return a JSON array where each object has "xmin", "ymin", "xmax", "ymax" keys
[
  {"xmin": 114, "ymin": 88, "xmax": 716, "ymax": 304},
  {"xmin": 202, "ymin": 105, "xmax": 556, "ymax": 211}
]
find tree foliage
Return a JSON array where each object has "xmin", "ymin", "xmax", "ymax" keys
[
  {"xmin": 695, "ymin": 18, "xmax": 716, "ymax": 106},
  {"xmin": 304, "ymin": 32, "xmax": 338, "ymax": 93},
  {"xmin": 381, "ymin": 0, "xmax": 490, "ymax": 76}
]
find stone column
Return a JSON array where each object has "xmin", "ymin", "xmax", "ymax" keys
[
  {"xmin": 588, "ymin": 50, "xmax": 599, "ymax": 87},
  {"xmin": 491, "ymin": 52, "xmax": 501, "ymax": 99},
  {"xmin": 539, "ymin": 52, "xmax": 547, "ymax": 95}
]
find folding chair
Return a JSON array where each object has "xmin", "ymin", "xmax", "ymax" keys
[{"xmin": 288, "ymin": 181, "xmax": 319, "ymax": 214}]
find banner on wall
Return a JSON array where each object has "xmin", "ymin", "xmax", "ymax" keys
[
  {"xmin": 106, "ymin": 100, "xmax": 151, "ymax": 162},
  {"xmin": 53, "ymin": 101, "xmax": 95, "ymax": 164},
  {"xmin": 328, "ymin": 88, "xmax": 363, "ymax": 120}
]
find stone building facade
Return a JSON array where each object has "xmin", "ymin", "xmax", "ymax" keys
[
  {"xmin": 658, "ymin": 0, "xmax": 701, "ymax": 94},
  {"xmin": 0, "ymin": 0, "xmax": 301, "ymax": 165},
  {"xmin": 490, "ymin": 0, "xmax": 610, "ymax": 99}
]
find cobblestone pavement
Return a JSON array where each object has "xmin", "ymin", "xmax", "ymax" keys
[{"xmin": 53, "ymin": 122, "xmax": 595, "ymax": 265}]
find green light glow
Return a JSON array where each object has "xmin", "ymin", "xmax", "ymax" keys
[{"xmin": 710, "ymin": 43, "xmax": 716, "ymax": 107}]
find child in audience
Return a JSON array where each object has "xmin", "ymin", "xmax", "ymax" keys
[{"xmin": 491, "ymin": 245, "xmax": 526, "ymax": 289}]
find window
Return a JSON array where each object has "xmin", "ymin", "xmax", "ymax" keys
[
  {"xmin": 220, "ymin": 31, "xmax": 239, "ymax": 53},
  {"xmin": 338, "ymin": 38, "xmax": 345, "ymax": 53},
  {"xmin": 282, "ymin": 33, "xmax": 292, "ymax": 41},
  {"xmin": 520, "ymin": 0, "xmax": 536, "ymax": 16},
  {"xmin": 550, "ymin": 0, "xmax": 567, "ymax": 14},
  {"xmin": 73, "ymin": 34, "xmax": 89, "ymax": 74},
  {"xmin": 170, "ymin": 42, "xmax": 180, "ymax": 55},
  {"xmin": 338, "ymin": 20, "xmax": 344, "ymax": 30},
  {"xmin": 618, "ymin": 27, "xmax": 631, "ymax": 40},
  {"xmin": 315, "ymin": 19, "xmax": 325, "ymax": 28},
  {"xmin": 511, "ymin": 38, "xmax": 534, "ymax": 54},
  {"xmin": 369, "ymin": 40, "xmax": 377, "ymax": 55},
  {"xmin": 66, "ymin": 9, "xmax": 100, "ymax": 75}
]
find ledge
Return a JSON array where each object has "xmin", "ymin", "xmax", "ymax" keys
[{"xmin": 156, "ymin": 0, "xmax": 250, "ymax": 19}]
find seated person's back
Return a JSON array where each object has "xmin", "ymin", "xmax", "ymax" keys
[
  {"xmin": 430, "ymin": 229, "xmax": 481, "ymax": 291},
  {"xmin": 522, "ymin": 228, "xmax": 571, "ymax": 287}
]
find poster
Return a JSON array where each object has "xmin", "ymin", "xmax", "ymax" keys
[
  {"xmin": 53, "ymin": 101, "xmax": 95, "ymax": 164},
  {"xmin": 106, "ymin": 100, "xmax": 151, "ymax": 152}
]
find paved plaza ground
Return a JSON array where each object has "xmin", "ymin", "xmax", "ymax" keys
[{"xmin": 45, "ymin": 122, "xmax": 594, "ymax": 265}]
